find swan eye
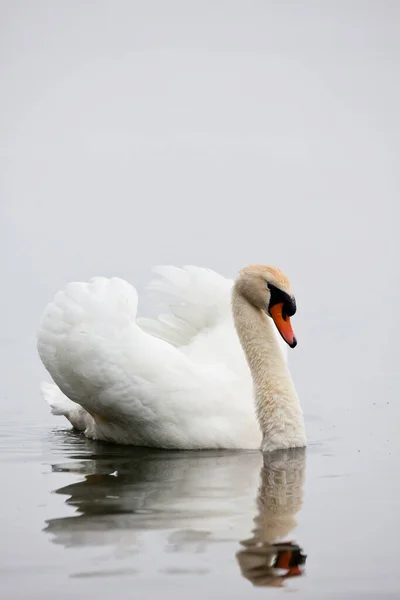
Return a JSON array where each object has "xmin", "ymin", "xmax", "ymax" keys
[{"xmin": 268, "ymin": 284, "xmax": 296, "ymax": 317}]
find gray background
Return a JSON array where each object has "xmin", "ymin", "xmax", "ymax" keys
[{"xmin": 1, "ymin": 2, "xmax": 399, "ymax": 598}]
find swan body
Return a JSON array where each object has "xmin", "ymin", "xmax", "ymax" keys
[{"xmin": 37, "ymin": 265, "xmax": 306, "ymax": 451}]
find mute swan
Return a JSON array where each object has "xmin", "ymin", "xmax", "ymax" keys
[{"xmin": 37, "ymin": 265, "xmax": 306, "ymax": 451}]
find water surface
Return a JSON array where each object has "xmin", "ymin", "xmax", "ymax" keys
[{"xmin": 1, "ymin": 406, "xmax": 399, "ymax": 599}]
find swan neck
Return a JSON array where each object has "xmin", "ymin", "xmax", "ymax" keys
[{"xmin": 232, "ymin": 284, "xmax": 305, "ymax": 452}]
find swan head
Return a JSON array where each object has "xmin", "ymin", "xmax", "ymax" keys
[{"xmin": 237, "ymin": 265, "xmax": 297, "ymax": 348}]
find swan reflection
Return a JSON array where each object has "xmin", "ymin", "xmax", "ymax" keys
[
  {"xmin": 45, "ymin": 444, "xmax": 262, "ymax": 551},
  {"xmin": 237, "ymin": 447, "xmax": 307, "ymax": 587},
  {"xmin": 45, "ymin": 439, "xmax": 306, "ymax": 583}
]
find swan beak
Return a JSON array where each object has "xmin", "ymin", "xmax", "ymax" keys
[{"xmin": 269, "ymin": 303, "xmax": 297, "ymax": 348}]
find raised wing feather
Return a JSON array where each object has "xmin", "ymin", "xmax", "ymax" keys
[
  {"xmin": 37, "ymin": 275, "xmax": 244, "ymax": 447},
  {"xmin": 137, "ymin": 265, "xmax": 233, "ymax": 347}
]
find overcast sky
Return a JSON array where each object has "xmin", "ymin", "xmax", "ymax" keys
[{"xmin": 1, "ymin": 1, "xmax": 399, "ymax": 431}]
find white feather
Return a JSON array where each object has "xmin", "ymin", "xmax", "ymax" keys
[{"xmin": 37, "ymin": 266, "xmax": 288, "ymax": 449}]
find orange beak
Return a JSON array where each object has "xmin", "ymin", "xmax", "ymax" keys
[{"xmin": 269, "ymin": 302, "xmax": 297, "ymax": 348}]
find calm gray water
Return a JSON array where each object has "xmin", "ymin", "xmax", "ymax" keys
[
  {"xmin": 1, "ymin": 2, "xmax": 399, "ymax": 598},
  {"xmin": 1, "ymin": 402, "xmax": 399, "ymax": 599}
]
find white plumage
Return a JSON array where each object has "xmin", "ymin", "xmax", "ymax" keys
[{"xmin": 37, "ymin": 266, "xmax": 288, "ymax": 449}]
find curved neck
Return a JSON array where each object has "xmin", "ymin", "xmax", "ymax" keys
[{"xmin": 232, "ymin": 284, "xmax": 306, "ymax": 452}]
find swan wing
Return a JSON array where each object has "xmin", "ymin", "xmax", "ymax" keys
[
  {"xmin": 137, "ymin": 265, "xmax": 233, "ymax": 347},
  {"xmin": 37, "ymin": 278, "xmax": 193, "ymax": 414},
  {"xmin": 37, "ymin": 276, "xmax": 240, "ymax": 447}
]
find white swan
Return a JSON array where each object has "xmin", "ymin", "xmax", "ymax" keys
[{"xmin": 37, "ymin": 265, "xmax": 306, "ymax": 451}]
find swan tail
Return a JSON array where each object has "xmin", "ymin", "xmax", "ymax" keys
[
  {"xmin": 40, "ymin": 381, "xmax": 90, "ymax": 431},
  {"xmin": 137, "ymin": 265, "xmax": 233, "ymax": 347},
  {"xmin": 41, "ymin": 381, "xmax": 74, "ymax": 415}
]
